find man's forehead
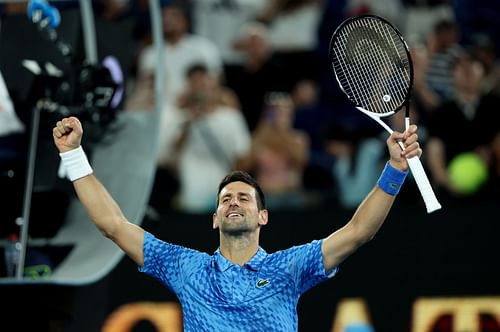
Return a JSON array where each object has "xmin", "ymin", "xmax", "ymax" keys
[{"xmin": 220, "ymin": 181, "xmax": 255, "ymax": 196}]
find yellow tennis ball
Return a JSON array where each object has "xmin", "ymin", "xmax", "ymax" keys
[{"xmin": 448, "ymin": 152, "xmax": 488, "ymax": 194}]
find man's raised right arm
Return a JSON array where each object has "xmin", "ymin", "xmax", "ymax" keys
[{"xmin": 53, "ymin": 117, "xmax": 145, "ymax": 266}]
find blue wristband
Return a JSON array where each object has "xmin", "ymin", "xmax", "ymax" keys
[{"xmin": 377, "ymin": 161, "xmax": 408, "ymax": 196}]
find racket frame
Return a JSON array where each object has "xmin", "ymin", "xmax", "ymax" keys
[{"xmin": 329, "ymin": 14, "xmax": 442, "ymax": 213}]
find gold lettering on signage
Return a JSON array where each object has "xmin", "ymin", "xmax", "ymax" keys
[
  {"xmin": 331, "ymin": 298, "xmax": 373, "ymax": 332},
  {"xmin": 412, "ymin": 297, "xmax": 500, "ymax": 332}
]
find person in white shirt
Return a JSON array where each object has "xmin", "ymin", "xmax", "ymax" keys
[
  {"xmin": 126, "ymin": 2, "xmax": 226, "ymax": 206},
  {"xmin": 173, "ymin": 64, "xmax": 251, "ymax": 213},
  {"xmin": 135, "ymin": 2, "xmax": 223, "ymax": 106},
  {"xmin": 191, "ymin": 0, "xmax": 267, "ymax": 66},
  {"xmin": 0, "ymin": 71, "xmax": 24, "ymax": 138}
]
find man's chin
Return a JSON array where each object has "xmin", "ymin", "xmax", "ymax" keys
[{"xmin": 221, "ymin": 225, "xmax": 254, "ymax": 237}]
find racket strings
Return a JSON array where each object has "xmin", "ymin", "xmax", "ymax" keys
[
  {"xmin": 379, "ymin": 22, "xmax": 411, "ymax": 104},
  {"xmin": 333, "ymin": 38, "xmax": 381, "ymax": 111},
  {"xmin": 345, "ymin": 19, "xmax": 407, "ymax": 111},
  {"xmin": 348, "ymin": 20, "xmax": 406, "ymax": 112},
  {"xmin": 333, "ymin": 35, "xmax": 386, "ymax": 112},
  {"xmin": 351, "ymin": 32, "xmax": 397, "ymax": 111},
  {"xmin": 334, "ymin": 22, "xmax": 383, "ymax": 107},
  {"xmin": 331, "ymin": 17, "xmax": 411, "ymax": 115},
  {"xmin": 340, "ymin": 33, "xmax": 382, "ymax": 106}
]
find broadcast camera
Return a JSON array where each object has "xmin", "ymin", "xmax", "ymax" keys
[
  {"xmin": 0, "ymin": 0, "xmax": 125, "ymax": 239},
  {"xmin": 24, "ymin": 0, "xmax": 123, "ymax": 126}
]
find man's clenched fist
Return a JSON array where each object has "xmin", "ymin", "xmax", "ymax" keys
[{"xmin": 52, "ymin": 116, "xmax": 83, "ymax": 153}]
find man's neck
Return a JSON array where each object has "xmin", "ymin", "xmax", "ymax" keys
[
  {"xmin": 219, "ymin": 232, "xmax": 260, "ymax": 266},
  {"xmin": 457, "ymin": 89, "xmax": 479, "ymax": 104},
  {"xmin": 165, "ymin": 33, "xmax": 184, "ymax": 46}
]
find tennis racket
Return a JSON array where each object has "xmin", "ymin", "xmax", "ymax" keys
[{"xmin": 329, "ymin": 14, "xmax": 441, "ymax": 213}]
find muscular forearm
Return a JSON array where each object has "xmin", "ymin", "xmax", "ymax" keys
[
  {"xmin": 348, "ymin": 160, "xmax": 409, "ymax": 242},
  {"xmin": 73, "ymin": 174, "xmax": 128, "ymax": 238},
  {"xmin": 349, "ymin": 186, "xmax": 395, "ymax": 243},
  {"xmin": 322, "ymin": 126, "xmax": 418, "ymax": 271},
  {"xmin": 322, "ymin": 179, "xmax": 397, "ymax": 271},
  {"xmin": 53, "ymin": 117, "xmax": 145, "ymax": 266},
  {"xmin": 74, "ymin": 174, "xmax": 145, "ymax": 265}
]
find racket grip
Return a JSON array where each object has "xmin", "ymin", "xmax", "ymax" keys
[{"xmin": 406, "ymin": 156, "xmax": 441, "ymax": 213}]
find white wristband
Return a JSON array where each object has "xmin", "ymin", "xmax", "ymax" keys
[{"xmin": 59, "ymin": 146, "xmax": 93, "ymax": 182}]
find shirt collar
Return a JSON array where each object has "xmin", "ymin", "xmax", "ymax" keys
[
  {"xmin": 213, "ymin": 247, "xmax": 267, "ymax": 272},
  {"xmin": 245, "ymin": 247, "xmax": 267, "ymax": 271}
]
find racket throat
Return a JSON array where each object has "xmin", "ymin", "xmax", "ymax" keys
[
  {"xmin": 404, "ymin": 100, "xmax": 411, "ymax": 130},
  {"xmin": 356, "ymin": 107, "xmax": 394, "ymax": 134}
]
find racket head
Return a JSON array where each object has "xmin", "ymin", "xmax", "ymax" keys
[{"xmin": 329, "ymin": 15, "xmax": 414, "ymax": 117}]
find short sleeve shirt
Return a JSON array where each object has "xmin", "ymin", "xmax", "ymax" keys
[{"xmin": 139, "ymin": 232, "xmax": 337, "ymax": 332}]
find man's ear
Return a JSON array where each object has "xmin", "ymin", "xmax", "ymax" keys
[
  {"xmin": 212, "ymin": 213, "xmax": 219, "ymax": 229},
  {"xmin": 258, "ymin": 209, "xmax": 268, "ymax": 226}
]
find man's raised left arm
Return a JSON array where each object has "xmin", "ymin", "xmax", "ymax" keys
[{"xmin": 321, "ymin": 125, "xmax": 421, "ymax": 272}]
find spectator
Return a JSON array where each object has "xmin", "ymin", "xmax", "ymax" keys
[
  {"xmin": 226, "ymin": 22, "xmax": 284, "ymax": 130},
  {"xmin": 173, "ymin": 65, "xmax": 251, "ymax": 213},
  {"xmin": 237, "ymin": 92, "xmax": 312, "ymax": 209},
  {"xmin": 426, "ymin": 52, "xmax": 500, "ymax": 196},
  {"xmin": 228, "ymin": 20, "xmax": 321, "ymax": 132},
  {"xmin": 126, "ymin": 2, "xmax": 226, "ymax": 212},
  {"xmin": 0, "ymin": 71, "xmax": 24, "ymax": 141},
  {"xmin": 256, "ymin": 0, "xmax": 323, "ymax": 92},
  {"xmin": 468, "ymin": 33, "xmax": 500, "ymax": 97},
  {"xmin": 257, "ymin": 0, "xmax": 321, "ymax": 53},
  {"xmin": 191, "ymin": 0, "xmax": 267, "ymax": 67},
  {"xmin": 127, "ymin": 1, "xmax": 223, "ymax": 110},
  {"xmin": 412, "ymin": 20, "xmax": 463, "ymax": 113}
]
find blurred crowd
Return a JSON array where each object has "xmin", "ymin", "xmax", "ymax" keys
[{"xmin": 1, "ymin": 0, "xmax": 500, "ymax": 216}]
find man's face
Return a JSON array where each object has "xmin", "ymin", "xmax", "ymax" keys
[
  {"xmin": 453, "ymin": 56, "xmax": 484, "ymax": 92},
  {"xmin": 162, "ymin": 7, "xmax": 187, "ymax": 37},
  {"xmin": 213, "ymin": 181, "xmax": 267, "ymax": 236}
]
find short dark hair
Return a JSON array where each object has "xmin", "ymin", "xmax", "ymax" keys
[
  {"xmin": 162, "ymin": 0, "xmax": 191, "ymax": 21},
  {"xmin": 186, "ymin": 63, "xmax": 208, "ymax": 78},
  {"xmin": 434, "ymin": 20, "xmax": 458, "ymax": 34},
  {"xmin": 216, "ymin": 171, "xmax": 266, "ymax": 210}
]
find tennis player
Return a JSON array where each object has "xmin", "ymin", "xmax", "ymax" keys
[{"xmin": 53, "ymin": 116, "xmax": 421, "ymax": 331}]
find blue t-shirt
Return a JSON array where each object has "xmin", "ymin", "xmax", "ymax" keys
[{"xmin": 139, "ymin": 232, "xmax": 337, "ymax": 332}]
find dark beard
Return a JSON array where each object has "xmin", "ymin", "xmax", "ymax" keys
[
  {"xmin": 222, "ymin": 227, "xmax": 251, "ymax": 238},
  {"xmin": 220, "ymin": 219, "xmax": 258, "ymax": 238}
]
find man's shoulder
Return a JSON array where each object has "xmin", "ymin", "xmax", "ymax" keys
[
  {"xmin": 145, "ymin": 232, "xmax": 211, "ymax": 260},
  {"xmin": 183, "ymin": 34, "xmax": 219, "ymax": 51},
  {"xmin": 266, "ymin": 240, "xmax": 323, "ymax": 261}
]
